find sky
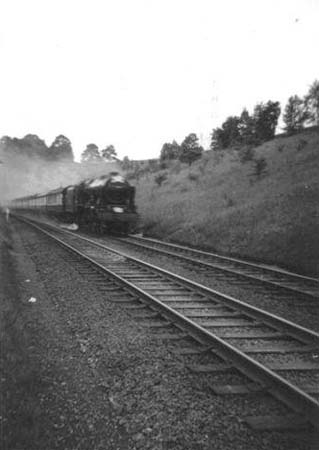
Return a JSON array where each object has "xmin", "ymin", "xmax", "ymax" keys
[{"xmin": 0, "ymin": 0, "xmax": 318, "ymax": 161}]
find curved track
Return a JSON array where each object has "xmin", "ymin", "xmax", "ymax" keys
[
  {"xmin": 15, "ymin": 216, "xmax": 319, "ymax": 429},
  {"xmin": 117, "ymin": 235, "xmax": 319, "ymax": 299}
]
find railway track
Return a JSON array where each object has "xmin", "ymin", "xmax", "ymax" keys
[
  {"xmin": 16, "ymin": 217, "xmax": 319, "ymax": 430},
  {"xmin": 117, "ymin": 235, "xmax": 319, "ymax": 299}
]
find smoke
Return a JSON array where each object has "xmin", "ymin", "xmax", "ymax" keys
[{"xmin": 0, "ymin": 153, "xmax": 122, "ymax": 206}]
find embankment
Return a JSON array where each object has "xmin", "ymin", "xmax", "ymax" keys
[{"xmin": 134, "ymin": 129, "xmax": 319, "ymax": 276}]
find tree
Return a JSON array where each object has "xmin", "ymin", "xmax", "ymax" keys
[
  {"xmin": 101, "ymin": 145, "xmax": 117, "ymax": 161},
  {"xmin": 210, "ymin": 116, "xmax": 241, "ymax": 150},
  {"xmin": 121, "ymin": 156, "xmax": 131, "ymax": 171},
  {"xmin": 81, "ymin": 143, "xmax": 102, "ymax": 162},
  {"xmin": 23, "ymin": 134, "xmax": 48, "ymax": 156},
  {"xmin": 210, "ymin": 127, "xmax": 224, "ymax": 151},
  {"xmin": 179, "ymin": 133, "xmax": 203, "ymax": 165},
  {"xmin": 49, "ymin": 135, "xmax": 74, "ymax": 161},
  {"xmin": 305, "ymin": 79, "xmax": 319, "ymax": 125},
  {"xmin": 221, "ymin": 116, "xmax": 241, "ymax": 147},
  {"xmin": 253, "ymin": 101, "xmax": 281, "ymax": 142},
  {"xmin": 160, "ymin": 140, "xmax": 180, "ymax": 160},
  {"xmin": 238, "ymin": 108, "xmax": 256, "ymax": 145},
  {"xmin": 0, "ymin": 134, "xmax": 49, "ymax": 159},
  {"xmin": 283, "ymin": 95, "xmax": 307, "ymax": 135}
]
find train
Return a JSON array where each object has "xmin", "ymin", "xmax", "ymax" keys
[{"xmin": 10, "ymin": 172, "xmax": 138, "ymax": 233}]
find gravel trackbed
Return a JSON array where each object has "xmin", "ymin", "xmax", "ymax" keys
[{"xmin": 0, "ymin": 215, "xmax": 317, "ymax": 450}]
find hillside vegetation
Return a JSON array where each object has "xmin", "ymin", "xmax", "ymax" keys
[{"xmin": 132, "ymin": 128, "xmax": 319, "ymax": 276}]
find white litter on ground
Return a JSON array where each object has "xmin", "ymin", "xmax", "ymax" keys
[
  {"xmin": 60, "ymin": 223, "xmax": 79, "ymax": 231},
  {"xmin": 28, "ymin": 297, "xmax": 37, "ymax": 303}
]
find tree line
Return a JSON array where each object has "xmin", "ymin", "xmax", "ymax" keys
[
  {"xmin": 158, "ymin": 79, "xmax": 319, "ymax": 165},
  {"xmin": 0, "ymin": 134, "xmax": 74, "ymax": 162},
  {"xmin": 211, "ymin": 80, "xmax": 319, "ymax": 151},
  {"xmin": 1, "ymin": 80, "xmax": 318, "ymax": 168},
  {"xmin": 80, "ymin": 144, "xmax": 118, "ymax": 163},
  {"xmin": 0, "ymin": 134, "xmax": 119, "ymax": 164}
]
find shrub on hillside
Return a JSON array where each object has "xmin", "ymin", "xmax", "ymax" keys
[
  {"xmin": 253, "ymin": 157, "xmax": 267, "ymax": 179},
  {"xmin": 224, "ymin": 195, "xmax": 235, "ymax": 207},
  {"xmin": 171, "ymin": 160, "xmax": 182, "ymax": 174},
  {"xmin": 297, "ymin": 138, "xmax": 307, "ymax": 152},
  {"xmin": 159, "ymin": 160, "xmax": 168, "ymax": 170},
  {"xmin": 211, "ymin": 149, "xmax": 226, "ymax": 165},
  {"xmin": 126, "ymin": 159, "xmax": 162, "ymax": 180},
  {"xmin": 198, "ymin": 164, "xmax": 205, "ymax": 175},
  {"xmin": 154, "ymin": 171, "xmax": 168, "ymax": 186},
  {"xmin": 198, "ymin": 153, "xmax": 210, "ymax": 174},
  {"xmin": 188, "ymin": 172, "xmax": 199, "ymax": 183},
  {"xmin": 146, "ymin": 159, "xmax": 161, "ymax": 173},
  {"xmin": 239, "ymin": 145, "xmax": 255, "ymax": 163}
]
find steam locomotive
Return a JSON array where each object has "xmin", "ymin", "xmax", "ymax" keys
[{"xmin": 11, "ymin": 172, "xmax": 138, "ymax": 233}]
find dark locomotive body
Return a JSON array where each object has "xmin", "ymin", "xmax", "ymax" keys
[{"xmin": 11, "ymin": 172, "xmax": 138, "ymax": 233}]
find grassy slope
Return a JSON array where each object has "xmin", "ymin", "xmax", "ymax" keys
[{"xmin": 134, "ymin": 129, "xmax": 319, "ymax": 276}]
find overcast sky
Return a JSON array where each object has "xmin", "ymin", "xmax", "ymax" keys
[{"xmin": 0, "ymin": 0, "xmax": 318, "ymax": 161}]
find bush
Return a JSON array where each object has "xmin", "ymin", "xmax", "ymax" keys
[
  {"xmin": 253, "ymin": 157, "xmax": 267, "ymax": 178},
  {"xmin": 224, "ymin": 195, "xmax": 235, "ymax": 207},
  {"xmin": 239, "ymin": 145, "xmax": 255, "ymax": 163},
  {"xmin": 297, "ymin": 138, "xmax": 307, "ymax": 151},
  {"xmin": 154, "ymin": 172, "xmax": 168, "ymax": 186},
  {"xmin": 212, "ymin": 149, "xmax": 225, "ymax": 165},
  {"xmin": 198, "ymin": 154, "xmax": 209, "ymax": 174},
  {"xmin": 160, "ymin": 160, "xmax": 168, "ymax": 170},
  {"xmin": 171, "ymin": 160, "xmax": 182, "ymax": 174},
  {"xmin": 188, "ymin": 172, "xmax": 199, "ymax": 183},
  {"xmin": 141, "ymin": 160, "xmax": 159, "ymax": 174}
]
